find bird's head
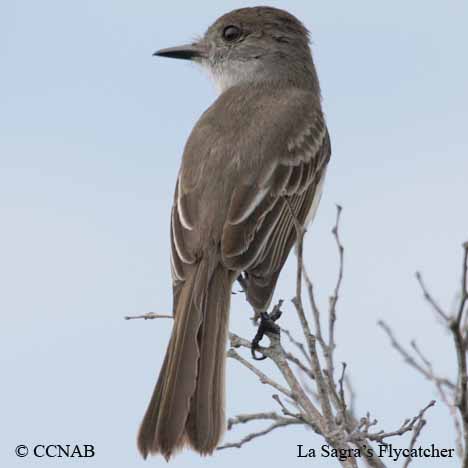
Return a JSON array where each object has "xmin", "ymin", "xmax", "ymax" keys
[{"xmin": 154, "ymin": 7, "xmax": 318, "ymax": 93}]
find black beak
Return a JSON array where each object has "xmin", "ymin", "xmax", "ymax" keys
[{"xmin": 153, "ymin": 43, "xmax": 206, "ymax": 60}]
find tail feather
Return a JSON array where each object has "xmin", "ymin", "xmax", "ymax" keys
[
  {"xmin": 137, "ymin": 260, "xmax": 232, "ymax": 460},
  {"xmin": 186, "ymin": 265, "xmax": 230, "ymax": 453}
]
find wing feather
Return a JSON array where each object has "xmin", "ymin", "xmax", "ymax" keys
[
  {"xmin": 168, "ymin": 87, "xmax": 331, "ymax": 314},
  {"xmin": 221, "ymin": 111, "xmax": 331, "ymax": 309}
]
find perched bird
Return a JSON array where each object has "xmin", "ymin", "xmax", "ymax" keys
[{"xmin": 138, "ymin": 6, "xmax": 331, "ymax": 460}]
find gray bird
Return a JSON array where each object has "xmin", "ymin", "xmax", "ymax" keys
[{"xmin": 138, "ymin": 6, "xmax": 331, "ymax": 460}]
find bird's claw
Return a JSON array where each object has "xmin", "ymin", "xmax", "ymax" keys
[{"xmin": 251, "ymin": 306, "xmax": 282, "ymax": 361}]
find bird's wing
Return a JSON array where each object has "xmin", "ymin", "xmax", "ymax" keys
[
  {"xmin": 221, "ymin": 105, "xmax": 331, "ymax": 310},
  {"xmin": 169, "ymin": 87, "xmax": 331, "ymax": 313}
]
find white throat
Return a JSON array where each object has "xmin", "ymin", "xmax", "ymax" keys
[{"xmin": 202, "ymin": 60, "xmax": 263, "ymax": 94}]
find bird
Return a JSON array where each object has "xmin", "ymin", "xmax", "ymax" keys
[{"xmin": 137, "ymin": 6, "xmax": 331, "ymax": 460}]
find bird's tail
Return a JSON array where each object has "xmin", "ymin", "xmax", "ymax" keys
[{"xmin": 137, "ymin": 259, "xmax": 232, "ymax": 460}]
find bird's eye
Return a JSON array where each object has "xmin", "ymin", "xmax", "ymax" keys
[{"xmin": 222, "ymin": 25, "xmax": 241, "ymax": 42}]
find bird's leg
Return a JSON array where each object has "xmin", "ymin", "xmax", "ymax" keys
[{"xmin": 251, "ymin": 300, "xmax": 283, "ymax": 361}]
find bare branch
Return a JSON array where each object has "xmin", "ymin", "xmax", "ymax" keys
[
  {"xmin": 218, "ymin": 418, "xmax": 301, "ymax": 450},
  {"xmin": 280, "ymin": 326, "xmax": 312, "ymax": 365},
  {"xmin": 402, "ymin": 418, "xmax": 427, "ymax": 468},
  {"xmin": 378, "ymin": 320, "xmax": 454, "ymax": 391},
  {"xmin": 327, "ymin": 204, "xmax": 344, "ymax": 380},
  {"xmin": 227, "ymin": 346, "xmax": 293, "ymax": 399},
  {"xmin": 348, "ymin": 400, "xmax": 435, "ymax": 444},
  {"xmin": 227, "ymin": 412, "xmax": 283, "ymax": 429},
  {"xmin": 456, "ymin": 242, "xmax": 468, "ymax": 324},
  {"xmin": 124, "ymin": 312, "xmax": 172, "ymax": 320},
  {"xmin": 415, "ymin": 271, "xmax": 449, "ymax": 322},
  {"xmin": 303, "ymin": 268, "xmax": 327, "ymax": 351},
  {"xmin": 284, "ymin": 350, "xmax": 315, "ymax": 381},
  {"xmin": 338, "ymin": 362, "xmax": 349, "ymax": 426}
]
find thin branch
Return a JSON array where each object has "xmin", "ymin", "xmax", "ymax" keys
[
  {"xmin": 338, "ymin": 362, "xmax": 349, "ymax": 426},
  {"xmin": 272, "ymin": 394, "xmax": 310, "ymax": 424},
  {"xmin": 415, "ymin": 272, "xmax": 449, "ymax": 321},
  {"xmin": 378, "ymin": 320, "xmax": 454, "ymax": 391},
  {"xmin": 280, "ymin": 326, "xmax": 312, "ymax": 365},
  {"xmin": 124, "ymin": 312, "xmax": 172, "ymax": 320},
  {"xmin": 284, "ymin": 350, "xmax": 315, "ymax": 381},
  {"xmin": 410, "ymin": 340, "xmax": 434, "ymax": 371},
  {"xmin": 402, "ymin": 418, "xmax": 427, "ymax": 468},
  {"xmin": 327, "ymin": 204, "xmax": 344, "ymax": 380},
  {"xmin": 303, "ymin": 268, "xmax": 327, "ymax": 351},
  {"xmin": 285, "ymin": 197, "xmax": 306, "ymax": 307},
  {"xmin": 227, "ymin": 346, "xmax": 293, "ymax": 399},
  {"xmin": 348, "ymin": 400, "xmax": 435, "ymax": 444},
  {"xmin": 456, "ymin": 242, "xmax": 468, "ymax": 324},
  {"xmin": 227, "ymin": 412, "xmax": 282, "ymax": 429},
  {"xmin": 218, "ymin": 418, "xmax": 301, "ymax": 450}
]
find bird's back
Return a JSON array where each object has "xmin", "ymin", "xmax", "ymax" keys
[{"xmin": 176, "ymin": 83, "xmax": 322, "ymax": 257}]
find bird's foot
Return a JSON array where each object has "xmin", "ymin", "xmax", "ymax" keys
[{"xmin": 251, "ymin": 301, "xmax": 283, "ymax": 360}]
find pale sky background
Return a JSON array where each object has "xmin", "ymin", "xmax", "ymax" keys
[{"xmin": 1, "ymin": 1, "xmax": 467, "ymax": 467}]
